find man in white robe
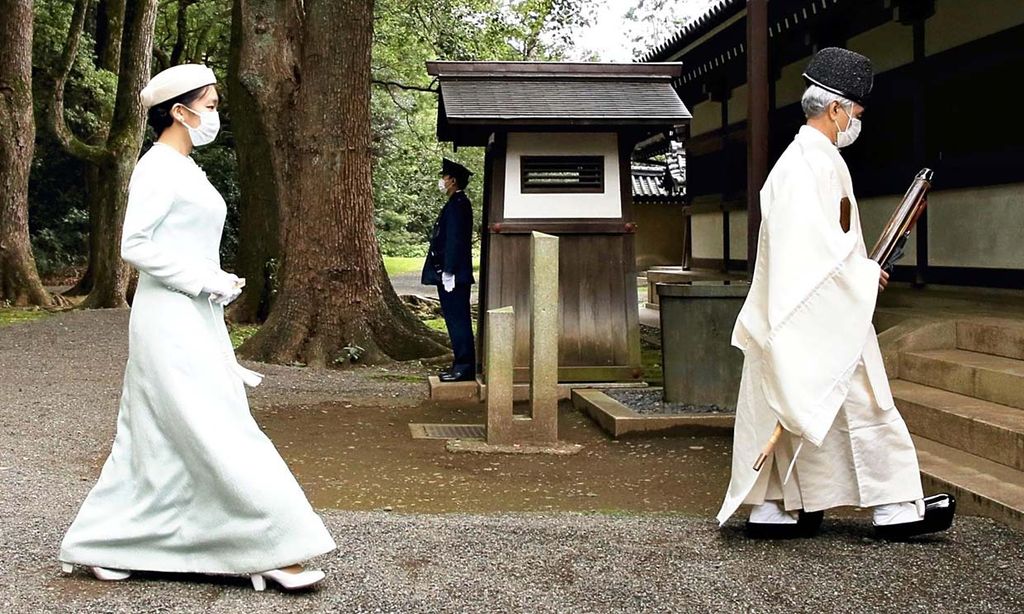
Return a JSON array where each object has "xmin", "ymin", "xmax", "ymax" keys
[{"xmin": 716, "ymin": 47, "xmax": 954, "ymax": 540}]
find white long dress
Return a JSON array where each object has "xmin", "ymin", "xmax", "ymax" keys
[
  {"xmin": 59, "ymin": 142, "xmax": 336, "ymax": 574},
  {"xmin": 716, "ymin": 126, "xmax": 922, "ymax": 524}
]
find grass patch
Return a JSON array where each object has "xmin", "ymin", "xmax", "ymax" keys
[
  {"xmin": 383, "ymin": 256, "xmax": 425, "ymax": 277},
  {"xmin": 641, "ymin": 345, "xmax": 663, "ymax": 386},
  {"xmin": 0, "ymin": 306, "xmax": 52, "ymax": 327},
  {"xmin": 384, "ymin": 253, "xmax": 481, "ymax": 277},
  {"xmin": 229, "ymin": 324, "xmax": 260, "ymax": 349},
  {"xmin": 424, "ymin": 317, "xmax": 447, "ymax": 332},
  {"xmin": 423, "ymin": 316, "xmax": 477, "ymax": 335}
]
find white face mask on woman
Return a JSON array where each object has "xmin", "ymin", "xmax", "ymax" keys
[
  {"xmin": 176, "ymin": 104, "xmax": 220, "ymax": 147},
  {"xmin": 834, "ymin": 103, "xmax": 862, "ymax": 149}
]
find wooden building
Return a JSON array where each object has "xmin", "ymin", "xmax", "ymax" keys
[
  {"xmin": 642, "ymin": 0, "xmax": 1024, "ymax": 287},
  {"xmin": 632, "ymin": 160, "xmax": 687, "ymax": 268},
  {"xmin": 426, "ymin": 61, "xmax": 691, "ymax": 382}
]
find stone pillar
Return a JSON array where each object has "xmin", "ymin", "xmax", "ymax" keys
[
  {"xmin": 485, "ymin": 306, "xmax": 516, "ymax": 444},
  {"xmin": 485, "ymin": 232, "xmax": 560, "ymax": 446},
  {"xmin": 529, "ymin": 231, "xmax": 559, "ymax": 442}
]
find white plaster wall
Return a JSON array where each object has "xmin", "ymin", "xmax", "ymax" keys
[
  {"xmin": 728, "ymin": 84, "xmax": 748, "ymax": 125},
  {"xmin": 926, "ymin": 0, "xmax": 1024, "ymax": 56},
  {"xmin": 929, "ymin": 183, "xmax": 1024, "ymax": 268},
  {"xmin": 858, "ymin": 183, "xmax": 1024, "ymax": 269},
  {"xmin": 690, "ymin": 100, "xmax": 722, "ymax": 137},
  {"xmin": 847, "ymin": 20, "xmax": 913, "ymax": 74},
  {"xmin": 775, "ymin": 58, "xmax": 807, "ymax": 109},
  {"xmin": 503, "ymin": 132, "xmax": 621, "ymax": 219},
  {"xmin": 858, "ymin": 194, "xmax": 919, "ymax": 266},
  {"xmin": 691, "ymin": 212, "xmax": 724, "ymax": 259},
  {"xmin": 729, "ymin": 210, "xmax": 748, "ymax": 259}
]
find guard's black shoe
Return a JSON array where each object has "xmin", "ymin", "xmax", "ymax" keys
[
  {"xmin": 439, "ymin": 370, "xmax": 475, "ymax": 383},
  {"xmin": 745, "ymin": 510, "xmax": 824, "ymax": 539},
  {"xmin": 438, "ymin": 368, "xmax": 453, "ymax": 378},
  {"xmin": 874, "ymin": 494, "xmax": 956, "ymax": 541}
]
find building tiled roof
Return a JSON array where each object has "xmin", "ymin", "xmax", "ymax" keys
[
  {"xmin": 641, "ymin": 0, "xmax": 744, "ymax": 62},
  {"xmin": 426, "ymin": 62, "xmax": 691, "ymax": 138},
  {"xmin": 439, "ymin": 78, "xmax": 691, "ymax": 122},
  {"xmin": 632, "ymin": 162, "xmax": 685, "ymax": 203}
]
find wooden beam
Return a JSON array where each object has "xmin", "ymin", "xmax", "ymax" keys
[{"xmin": 746, "ymin": 0, "xmax": 769, "ymax": 276}]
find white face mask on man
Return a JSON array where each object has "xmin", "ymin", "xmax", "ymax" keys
[
  {"xmin": 438, "ymin": 178, "xmax": 448, "ymax": 193},
  {"xmin": 176, "ymin": 104, "xmax": 220, "ymax": 147},
  {"xmin": 834, "ymin": 103, "xmax": 862, "ymax": 149}
]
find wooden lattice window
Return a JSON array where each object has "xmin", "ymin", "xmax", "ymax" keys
[{"xmin": 520, "ymin": 156, "xmax": 605, "ymax": 194}]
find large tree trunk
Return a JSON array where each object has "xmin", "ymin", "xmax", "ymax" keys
[
  {"xmin": 0, "ymin": 0, "xmax": 53, "ymax": 306},
  {"xmin": 51, "ymin": 0, "xmax": 158, "ymax": 309},
  {"xmin": 225, "ymin": 0, "xmax": 286, "ymax": 323},
  {"xmin": 64, "ymin": 0, "xmax": 127, "ymax": 298},
  {"xmin": 236, "ymin": 0, "xmax": 447, "ymax": 366}
]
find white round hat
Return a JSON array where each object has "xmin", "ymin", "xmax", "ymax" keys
[{"xmin": 140, "ymin": 64, "xmax": 217, "ymax": 108}]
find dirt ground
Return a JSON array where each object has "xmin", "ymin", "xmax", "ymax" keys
[{"xmin": 227, "ymin": 398, "xmax": 733, "ymax": 515}]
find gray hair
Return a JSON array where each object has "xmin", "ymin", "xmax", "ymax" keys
[{"xmin": 801, "ymin": 84, "xmax": 854, "ymax": 119}]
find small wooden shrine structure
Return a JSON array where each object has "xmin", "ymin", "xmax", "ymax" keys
[{"xmin": 427, "ymin": 61, "xmax": 691, "ymax": 383}]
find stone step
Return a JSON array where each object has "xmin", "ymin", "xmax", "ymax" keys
[
  {"xmin": 957, "ymin": 318, "xmax": 1024, "ymax": 361},
  {"xmin": 913, "ymin": 435, "xmax": 1024, "ymax": 531},
  {"xmin": 892, "ymin": 379, "xmax": 1024, "ymax": 471},
  {"xmin": 900, "ymin": 349, "xmax": 1024, "ymax": 410}
]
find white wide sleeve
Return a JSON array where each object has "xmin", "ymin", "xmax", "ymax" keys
[
  {"xmin": 120, "ymin": 167, "xmax": 207, "ymax": 297},
  {"xmin": 758, "ymin": 163, "xmax": 881, "ymax": 446}
]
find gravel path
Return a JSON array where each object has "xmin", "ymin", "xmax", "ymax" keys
[{"xmin": 2, "ymin": 309, "xmax": 1023, "ymax": 613}]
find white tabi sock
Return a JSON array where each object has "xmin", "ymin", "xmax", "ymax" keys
[
  {"xmin": 872, "ymin": 499, "xmax": 926, "ymax": 526},
  {"xmin": 749, "ymin": 500, "xmax": 798, "ymax": 525}
]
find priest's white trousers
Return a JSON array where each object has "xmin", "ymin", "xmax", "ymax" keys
[{"xmin": 748, "ymin": 361, "xmax": 924, "ymax": 512}]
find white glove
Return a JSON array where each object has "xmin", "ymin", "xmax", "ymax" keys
[
  {"xmin": 202, "ymin": 271, "xmax": 243, "ymax": 305},
  {"xmin": 442, "ymin": 272, "xmax": 455, "ymax": 293}
]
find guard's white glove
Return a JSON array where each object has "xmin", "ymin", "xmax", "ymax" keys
[
  {"xmin": 202, "ymin": 271, "xmax": 243, "ymax": 306},
  {"xmin": 442, "ymin": 271, "xmax": 455, "ymax": 293}
]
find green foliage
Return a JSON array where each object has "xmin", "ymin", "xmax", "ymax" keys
[
  {"xmin": 228, "ymin": 322, "xmax": 260, "ymax": 349},
  {"xmin": 0, "ymin": 306, "xmax": 53, "ymax": 327},
  {"xmin": 371, "ymin": 0, "xmax": 593, "ymax": 256},
  {"xmin": 27, "ymin": 0, "xmax": 601, "ymax": 272}
]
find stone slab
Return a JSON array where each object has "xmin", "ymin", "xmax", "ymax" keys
[
  {"xmin": 901, "ymin": 349, "xmax": 1024, "ymax": 410},
  {"xmin": 477, "ymin": 378, "xmax": 648, "ymax": 403},
  {"xmin": 914, "ymin": 435, "xmax": 1024, "ymax": 532},
  {"xmin": 572, "ymin": 389, "xmax": 734, "ymax": 439},
  {"xmin": 892, "ymin": 379, "xmax": 1024, "ymax": 471},
  {"xmin": 957, "ymin": 318, "xmax": 1024, "ymax": 361},
  {"xmin": 445, "ymin": 439, "xmax": 583, "ymax": 455},
  {"xmin": 427, "ymin": 376, "xmax": 480, "ymax": 401}
]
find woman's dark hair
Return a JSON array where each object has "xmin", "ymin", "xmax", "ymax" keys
[{"xmin": 146, "ymin": 85, "xmax": 211, "ymax": 136}]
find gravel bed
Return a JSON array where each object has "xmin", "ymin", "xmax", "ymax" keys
[
  {"xmin": 605, "ymin": 388, "xmax": 733, "ymax": 415},
  {"xmin": 1, "ymin": 309, "xmax": 1022, "ymax": 613}
]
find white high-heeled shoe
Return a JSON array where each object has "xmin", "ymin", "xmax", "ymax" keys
[
  {"xmin": 250, "ymin": 568, "xmax": 326, "ymax": 591},
  {"xmin": 61, "ymin": 562, "xmax": 132, "ymax": 581}
]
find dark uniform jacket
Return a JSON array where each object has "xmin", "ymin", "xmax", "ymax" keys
[{"xmin": 421, "ymin": 191, "xmax": 475, "ymax": 286}]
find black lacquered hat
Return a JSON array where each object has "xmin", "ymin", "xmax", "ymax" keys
[
  {"xmin": 802, "ymin": 47, "xmax": 873, "ymax": 106},
  {"xmin": 440, "ymin": 158, "xmax": 473, "ymax": 183}
]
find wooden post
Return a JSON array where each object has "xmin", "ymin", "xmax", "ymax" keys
[
  {"xmin": 746, "ymin": 0, "xmax": 769, "ymax": 276},
  {"xmin": 912, "ymin": 16, "xmax": 929, "ymax": 286}
]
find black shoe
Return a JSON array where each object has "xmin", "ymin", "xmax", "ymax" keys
[
  {"xmin": 745, "ymin": 510, "xmax": 824, "ymax": 539},
  {"xmin": 438, "ymin": 368, "xmax": 453, "ymax": 378},
  {"xmin": 874, "ymin": 494, "xmax": 956, "ymax": 541},
  {"xmin": 439, "ymin": 370, "xmax": 475, "ymax": 383}
]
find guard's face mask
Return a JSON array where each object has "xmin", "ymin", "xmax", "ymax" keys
[
  {"xmin": 438, "ymin": 178, "xmax": 448, "ymax": 193},
  {"xmin": 834, "ymin": 103, "xmax": 862, "ymax": 149},
  {"xmin": 176, "ymin": 104, "xmax": 220, "ymax": 147}
]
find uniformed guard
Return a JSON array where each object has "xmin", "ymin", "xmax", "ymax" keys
[{"xmin": 422, "ymin": 158, "xmax": 476, "ymax": 382}]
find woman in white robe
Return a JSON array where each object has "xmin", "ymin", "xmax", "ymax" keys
[
  {"xmin": 59, "ymin": 65, "xmax": 336, "ymax": 591},
  {"xmin": 716, "ymin": 48, "xmax": 953, "ymax": 540}
]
